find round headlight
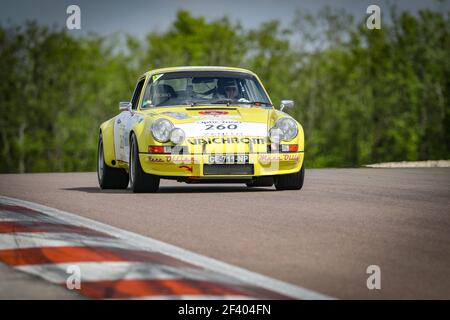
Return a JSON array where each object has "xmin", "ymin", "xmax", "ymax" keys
[
  {"xmin": 276, "ymin": 118, "xmax": 298, "ymax": 141},
  {"xmin": 269, "ymin": 128, "xmax": 284, "ymax": 143},
  {"xmin": 170, "ymin": 128, "xmax": 185, "ymax": 144},
  {"xmin": 151, "ymin": 118, "xmax": 174, "ymax": 142}
]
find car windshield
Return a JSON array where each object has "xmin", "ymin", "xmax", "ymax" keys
[{"xmin": 141, "ymin": 71, "xmax": 272, "ymax": 109}]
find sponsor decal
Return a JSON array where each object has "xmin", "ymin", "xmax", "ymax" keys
[
  {"xmin": 192, "ymin": 115, "xmax": 240, "ymax": 119},
  {"xmin": 258, "ymin": 154, "xmax": 300, "ymax": 162},
  {"xmin": 187, "ymin": 137, "xmax": 266, "ymax": 145},
  {"xmin": 147, "ymin": 156, "xmax": 164, "ymax": 163},
  {"xmin": 201, "ymin": 120, "xmax": 239, "ymax": 124},
  {"xmin": 168, "ymin": 156, "xmax": 200, "ymax": 164},
  {"xmin": 179, "ymin": 165, "xmax": 193, "ymax": 172},
  {"xmin": 152, "ymin": 74, "xmax": 164, "ymax": 82},
  {"xmin": 147, "ymin": 155, "xmax": 200, "ymax": 164},
  {"xmin": 198, "ymin": 110, "xmax": 228, "ymax": 116}
]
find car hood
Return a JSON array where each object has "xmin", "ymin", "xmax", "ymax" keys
[{"xmin": 144, "ymin": 106, "xmax": 278, "ymax": 138}]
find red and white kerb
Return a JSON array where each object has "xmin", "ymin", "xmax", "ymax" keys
[{"xmin": 0, "ymin": 200, "xmax": 295, "ymax": 300}]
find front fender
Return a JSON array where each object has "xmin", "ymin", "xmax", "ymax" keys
[
  {"xmin": 269, "ymin": 110, "xmax": 304, "ymax": 152},
  {"xmin": 100, "ymin": 118, "xmax": 117, "ymax": 167},
  {"xmin": 129, "ymin": 114, "xmax": 152, "ymax": 154},
  {"xmin": 130, "ymin": 114, "xmax": 173, "ymax": 153}
]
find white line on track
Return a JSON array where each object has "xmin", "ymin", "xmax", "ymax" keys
[{"xmin": 0, "ymin": 196, "xmax": 334, "ymax": 300}]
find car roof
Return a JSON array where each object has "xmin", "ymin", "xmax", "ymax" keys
[{"xmin": 141, "ymin": 66, "xmax": 257, "ymax": 78}]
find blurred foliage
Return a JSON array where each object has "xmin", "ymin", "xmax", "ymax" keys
[{"xmin": 0, "ymin": 8, "xmax": 449, "ymax": 172}]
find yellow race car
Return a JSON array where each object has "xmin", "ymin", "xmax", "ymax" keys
[{"xmin": 97, "ymin": 66, "xmax": 304, "ymax": 192}]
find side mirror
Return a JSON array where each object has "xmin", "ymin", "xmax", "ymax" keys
[
  {"xmin": 119, "ymin": 101, "xmax": 132, "ymax": 112},
  {"xmin": 280, "ymin": 100, "xmax": 294, "ymax": 111}
]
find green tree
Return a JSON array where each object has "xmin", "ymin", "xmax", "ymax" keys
[{"xmin": 1, "ymin": 7, "xmax": 448, "ymax": 173}]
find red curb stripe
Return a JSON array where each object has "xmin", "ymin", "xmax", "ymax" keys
[
  {"xmin": 75, "ymin": 278, "xmax": 292, "ymax": 299},
  {"xmin": 0, "ymin": 200, "xmax": 300, "ymax": 299},
  {"xmin": 0, "ymin": 246, "xmax": 198, "ymax": 268},
  {"xmin": 0, "ymin": 221, "xmax": 114, "ymax": 238},
  {"xmin": 0, "ymin": 204, "xmax": 49, "ymax": 217}
]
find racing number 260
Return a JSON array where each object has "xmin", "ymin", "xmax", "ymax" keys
[{"xmin": 205, "ymin": 124, "xmax": 238, "ymax": 130}]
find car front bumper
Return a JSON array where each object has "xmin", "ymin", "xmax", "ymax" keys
[{"xmin": 139, "ymin": 152, "xmax": 304, "ymax": 178}]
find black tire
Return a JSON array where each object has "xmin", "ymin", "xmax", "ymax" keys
[
  {"xmin": 129, "ymin": 133, "xmax": 160, "ymax": 193},
  {"xmin": 97, "ymin": 134, "xmax": 129, "ymax": 189},
  {"xmin": 275, "ymin": 165, "xmax": 305, "ymax": 190}
]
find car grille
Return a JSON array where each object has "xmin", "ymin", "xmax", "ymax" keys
[{"xmin": 203, "ymin": 164, "xmax": 254, "ymax": 175}]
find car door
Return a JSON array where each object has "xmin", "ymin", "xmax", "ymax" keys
[{"xmin": 114, "ymin": 78, "xmax": 146, "ymax": 163}]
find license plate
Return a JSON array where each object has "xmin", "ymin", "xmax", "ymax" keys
[{"xmin": 208, "ymin": 154, "xmax": 249, "ymax": 164}]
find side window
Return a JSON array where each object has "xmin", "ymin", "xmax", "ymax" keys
[
  {"xmin": 131, "ymin": 78, "xmax": 145, "ymax": 110},
  {"xmin": 141, "ymin": 79, "xmax": 153, "ymax": 108}
]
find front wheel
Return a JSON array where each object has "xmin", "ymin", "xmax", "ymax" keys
[
  {"xmin": 275, "ymin": 165, "xmax": 305, "ymax": 191},
  {"xmin": 97, "ymin": 134, "xmax": 129, "ymax": 189},
  {"xmin": 129, "ymin": 134, "xmax": 160, "ymax": 193}
]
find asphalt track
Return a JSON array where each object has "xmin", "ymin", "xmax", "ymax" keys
[{"xmin": 0, "ymin": 168, "xmax": 449, "ymax": 299}]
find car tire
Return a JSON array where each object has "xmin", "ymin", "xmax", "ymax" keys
[
  {"xmin": 129, "ymin": 133, "xmax": 160, "ymax": 193},
  {"xmin": 97, "ymin": 134, "xmax": 129, "ymax": 189},
  {"xmin": 274, "ymin": 165, "xmax": 305, "ymax": 191}
]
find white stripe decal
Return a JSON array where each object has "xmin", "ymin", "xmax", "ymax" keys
[
  {"xmin": 0, "ymin": 196, "xmax": 334, "ymax": 300},
  {"xmin": 177, "ymin": 121, "xmax": 267, "ymax": 138}
]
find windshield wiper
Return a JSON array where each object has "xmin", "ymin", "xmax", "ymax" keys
[
  {"xmin": 211, "ymin": 99, "xmax": 273, "ymax": 107},
  {"xmin": 188, "ymin": 101, "xmax": 215, "ymax": 107},
  {"xmin": 209, "ymin": 99, "xmax": 232, "ymax": 106},
  {"xmin": 188, "ymin": 100, "xmax": 272, "ymax": 107}
]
